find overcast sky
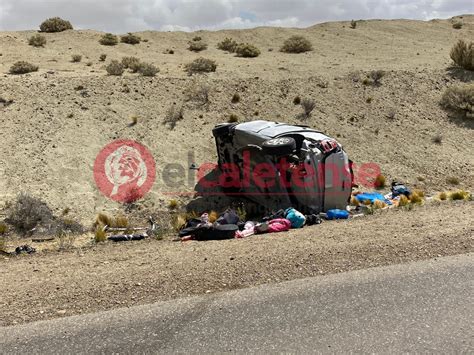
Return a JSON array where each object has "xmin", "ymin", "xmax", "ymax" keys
[{"xmin": 0, "ymin": 0, "xmax": 472, "ymax": 32}]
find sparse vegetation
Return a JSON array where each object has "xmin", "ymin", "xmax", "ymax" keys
[
  {"xmin": 121, "ymin": 33, "xmax": 141, "ymax": 45},
  {"xmin": 185, "ymin": 83, "xmax": 210, "ymax": 106},
  {"xmin": 188, "ymin": 41, "xmax": 208, "ymax": 52},
  {"xmin": 293, "ymin": 96, "xmax": 301, "ymax": 105},
  {"xmin": 438, "ymin": 192, "xmax": 448, "ymax": 201},
  {"xmin": 9, "ymin": 61, "xmax": 38, "ymax": 74},
  {"xmin": 449, "ymin": 189, "xmax": 470, "ymax": 200},
  {"xmin": 138, "ymin": 62, "xmax": 159, "ymax": 77},
  {"xmin": 409, "ymin": 191, "xmax": 424, "ymax": 204},
  {"xmin": 28, "ymin": 34, "xmax": 46, "ymax": 47},
  {"xmin": 398, "ymin": 195, "xmax": 410, "ymax": 207},
  {"xmin": 432, "ymin": 134, "xmax": 443, "ymax": 144},
  {"xmin": 121, "ymin": 56, "xmax": 141, "ymax": 72},
  {"xmin": 168, "ymin": 199, "xmax": 179, "ymax": 210},
  {"xmin": 231, "ymin": 93, "xmax": 240, "ymax": 103},
  {"xmin": 217, "ymin": 37, "xmax": 238, "ymax": 52},
  {"xmin": 370, "ymin": 70, "xmax": 385, "ymax": 85},
  {"xmin": 280, "ymin": 35, "xmax": 313, "ymax": 53},
  {"xmin": 450, "ymin": 39, "xmax": 473, "ymax": 71},
  {"xmin": 350, "ymin": 20, "xmax": 357, "ymax": 29},
  {"xmin": 39, "ymin": 17, "xmax": 73, "ymax": 32},
  {"xmin": 235, "ymin": 43, "xmax": 261, "ymax": 58},
  {"xmin": 99, "ymin": 33, "xmax": 118, "ymax": 46},
  {"xmin": 0, "ymin": 222, "xmax": 8, "ymax": 235},
  {"xmin": 5, "ymin": 193, "xmax": 54, "ymax": 233},
  {"xmin": 192, "ymin": 36, "xmax": 202, "ymax": 42},
  {"xmin": 99, "ymin": 54, "xmax": 107, "ymax": 61},
  {"xmin": 452, "ymin": 20, "xmax": 463, "ymax": 29},
  {"xmin": 94, "ymin": 225, "xmax": 107, "ymax": 243},
  {"xmin": 105, "ymin": 60, "xmax": 124, "ymax": 76},
  {"xmin": 447, "ymin": 177, "xmax": 460, "ymax": 185},
  {"xmin": 130, "ymin": 115, "xmax": 138, "ymax": 126},
  {"xmin": 71, "ymin": 54, "xmax": 82, "ymax": 63},
  {"xmin": 185, "ymin": 57, "xmax": 217, "ymax": 75},
  {"xmin": 163, "ymin": 105, "xmax": 184, "ymax": 129},
  {"xmin": 441, "ymin": 83, "xmax": 474, "ymax": 117}
]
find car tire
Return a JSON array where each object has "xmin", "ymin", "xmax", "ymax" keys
[
  {"xmin": 212, "ymin": 123, "xmax": 236, "ymax": 138},
  {"xmin": 262, "ymin": 137, "xmax": 296, "ymax": 156}
]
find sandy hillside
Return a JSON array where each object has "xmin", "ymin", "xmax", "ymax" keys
[{"xmin": 0, "ymin": 15, "xmax": 473, "ymax": 223}]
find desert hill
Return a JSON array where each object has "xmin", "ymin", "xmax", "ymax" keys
[{"xmin": 0, "ymin": 15, "xmax": 473, "ymax": 222}]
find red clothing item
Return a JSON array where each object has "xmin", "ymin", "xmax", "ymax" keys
[{"xmin": 267, "ymin": 218, "xmax": 291, "ymax": 233}]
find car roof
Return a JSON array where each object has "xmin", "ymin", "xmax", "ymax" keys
[{"xmin": 235, "ymin": 120, "xmax": 323, "ymax": 138}]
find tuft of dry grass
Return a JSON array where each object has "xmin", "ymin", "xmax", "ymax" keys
[
  {"xmin": 449, "ymin": 189, "xmax": 470, "ymax": 200},
  {"xmin": 450, "ymin": 39, "xmax": 473, "ymax": 71},
  {"xmin": 398, "ymin": 195, "xmax": 410, "ymax": 207},
  {"xmin": 228, "ymin": 113, "xmax": 239, "ymax": 123},
  {"xmin": 280, "ymin": 35, "xmax": 312, "ymax": 53},
  {"xmin": 163, "ymin": 105, "xmax": 184, "ymax": 130},
  {"xmin": 409, "ymin": 191, "xmax": 424, "ymax": 204},
  {"xmin": 374, "ymin": 174, "xmax": 386, "ymax": 189},
  {"xmin": 28, "ymin": 34, "xmax": 46, "ymax": 47},
  {"xmin": 231, "ymin": 93, "xmax": 240, "ymax": 103},
  {"xmin": 438, "ymin": 192, "xmax": 448, "ymax": 201},
  {"xmin": 94, "ymin": 225, "xmax": 107, "ymax": 243},
  {"xmin": 71, "ymin": 54, "xmax": 82, "ymax": 63},
  {"xmin": 0, "ymin": 222, "xmax": 8, "ymax": 235},
  {"xmin": 168, "ymin": 199, "xmax": 179, "ymax": 210}
]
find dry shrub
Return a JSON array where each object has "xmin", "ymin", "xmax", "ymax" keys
[
  {"xmin": 231, "ymin": 93, "xmax": 240, "ymax": 103},
  {"xmin": 185, "ymin": 83, "xmax": 210, "ymax": 106},
  {"xmin": 452, "ymin": 20, "xmax": 463, "ymax": 29},
  {"xmin": 121, "ymin": 33, "xmax": 141, "ymax": 45},
  {"xmin": 139, "ymin": 62, "xmax": 159, "ymax": 77},
  {"xmin": 0, "ymin": 237, "xmax": 6, "ymax": 252},
  {"xmin": 122, "ymin": 56, "xmax": 141, "ymax": 72},
  {"xmin": 301, "ymin": 98, "xmax": 316, "ymax": 119},
  {"xmin": 373, "ymin": 200, "xmax": 387, "ymax": 209},
  {"xmin": 185, "ymin": 57, "xmax": 217, "ymax": 75},
  {"xmin": 192, "ymin": 36, "xmax": 202, "ymax": 41},
  {"xmin": 188, "ymin": 41, "xmax": 208, "ymax": 52},
  {"xmin": 163, "ymin": 105, "xmax": 184, "ymax": 129},
  {"xmin": 217, "ymin": 38, "xmax": 238, "ymax": 52},
  {"xmin": 95, "ymin": 212, "xmax": 114, "ymax": 227},
  {"xmin": 99, "ymin": 54, "xmax": 107, "ymax": 61},
  {"xmin": 432, "ymin": 134, "xmax": 443, "ymax": 144},
  {"xmin": 398, "ymin": 195, "xmax": 409, "ymax": 207},
  {"xmin": 450, "ymin": 39, "xmax": 473, "ymax": 71},
  {"xmin": 71, "ymin": 54, "xmax": 82, "ymax": 63},
  {"xmin": 293, "ymin": 96, "xmax": 301, "ymax": 105},
  {"xmin": 99, "ymin": 33, "xmax": 118, "ymax": 46},
  {"xmin": 168, "ymin": 199, "xmax": 179, "ymax": 210},
  {"xmin": 350, "ymin": 20, "xmax": 357, "ymax": 29},
  {"xmin": 28, "ymin": 34, "xmax": 46, "ymax": 47},
  {"xmin": 5, "ymin": 193, "xmax": 54, "ymax": 233},
  {"xmin": 106, "ymin": 60, "xmax": 124, "ymax": 76},
  {"xmin": 172, "ymin": 213, "xmax": 187, "ymax": 232},
  {"xmin": 370, "ymin": 70, "xmax": 385, "ymax": 85},
  {"xmin": 441, "ymin": 84, "xmax": 473, "ymax": 116},
  {"xmin": 374, "ymin": 174, "xmax": 386, "ymax": 188},
  {"xmin": 40, "ymin": 17, "xmax": 73, "ymax": 32},
  {"xmin": 438, "ymin": 192, "xmax": 448, "ymax": 201},
  {"xmin": 280, "ymin": 35, "xmax": 312, "ymax": 53},
  {"xmin": 115, "ymin": 215, "xmax": 129, "ymax": 228},
  {"xmin": 0, "ymin": 222, "xmax": 8, "ymax": 235},
  {"xmin": 94, "ymin": 225, "xmax": 107, "ymax": 243},
  {"xmin": 9, "ymin": 61, "xmax": 38, "ymax": 74},
  {"xmin": 447, "ymin": 176, "xmax": 460, "ymax": 185},
  {"xmin": 449, "ymin": 189, "xmax": 470, "ymax": 200},
  {"xmin": 409, "ymin": 191, "xmax": 424, "ymax": 204},
  {"xmin": 228, "ymin": 114, "xmax": 239, "ymax": 123},
  {"xmin": 235, "ymin": 43, "xmax": 261, "ymax": 58}
]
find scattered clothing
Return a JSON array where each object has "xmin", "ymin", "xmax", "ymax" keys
[
  {"xmin": 267, "ymin": 218, "xmax": 292, "ymax": 233},
  {"xmin": 391, "ymin": 182, "xmax": 411, "ymax": 197},
  {"xmin": 216, "ymin": 209, "xmax": 240, "ymax": 225},
  {"xmin": 285, "ymin": 208, "xmax": 306, "ymax": 228},
  {"xmin": 355, "ymin": 192, "xmax": 391, "ymax": 205},
  {"xmin": 305, "ymin": 214, "xmax": 323, "ymax": 226},
  {"xmin": 15, "ymin": 245, "xmax": 36, "ymax": 254},
  {"xmin": 235, "ymin": 221, "xmax": 256, "ymax": 239},
  {"xmin": 262, "ymin": 209, "xmax": 286, "ymax": 222},
  {"xmin": 326, "ymin": 209, "xmax": 349, "ymax": 220},
  {"xmin": 108, "ymin": 234, "xmax": 146, "ymax": 242},
  {"xmin": 255, "ymin": 222, "xmax": 269, "ymax": 234}
]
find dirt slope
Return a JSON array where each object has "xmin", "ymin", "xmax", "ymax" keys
[{"xmin": 0, "ymin": 16, "xmax": 473, "ymax": 221}]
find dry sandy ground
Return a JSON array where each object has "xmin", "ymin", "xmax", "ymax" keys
[
  {"xmin": 1, "ymin": 201, "xmax": 472, "ymax": 326},
  {"xmin": 0, "ymin": 16, "xmax": 473, "ymax": 222}
]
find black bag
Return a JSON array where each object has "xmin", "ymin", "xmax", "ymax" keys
[{"xmin": 216, "ymin": 209, "xmax": 240, "ymax": 225}]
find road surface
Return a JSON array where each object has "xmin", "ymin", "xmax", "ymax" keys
[{"xmin": 1, "ymin": 253, "xmax": 473, "ymax": 353}]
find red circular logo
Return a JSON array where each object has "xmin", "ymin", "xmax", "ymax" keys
[{"xmin": 94, "ymin": 140, "xmax": 156, "ymax": 203}]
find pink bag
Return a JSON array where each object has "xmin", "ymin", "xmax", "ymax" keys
[{"xmin": 267, "ymin": 218, "xmax": 291, "ymax": 233}]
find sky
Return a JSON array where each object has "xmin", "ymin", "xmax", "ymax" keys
[{"xmin": 0, "ymin": 0, "xmax": 472, "ymax": 32}]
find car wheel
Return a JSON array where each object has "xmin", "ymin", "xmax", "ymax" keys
[
  {"xmin": 262, "ymin": 137, "xmax": 296, "ymax": 156},
  {"xmin": 212, "ymin": 123, "xmax": 236, "ymax": 138}
]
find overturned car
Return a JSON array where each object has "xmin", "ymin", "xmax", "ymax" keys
[{"xmin": 211, "ymin": 120, "xmax": 353, "ymax": 214}]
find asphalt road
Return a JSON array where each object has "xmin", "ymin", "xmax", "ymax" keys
[{"xmin": 2, "ymin": 253, "xmax": 473, "ymax": 354}]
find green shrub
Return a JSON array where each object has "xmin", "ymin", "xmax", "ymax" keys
[
  {"xmin": 121, "ymin": 33, "xmax": 141, "ymax": 45},
  {"xmin": 185, "ymin": 57, "xmax": 217, "ymax": 75},
  {"xmin": 9, "ymin": 61, "xmax": 38, "ymax": 74},
  {"xmin": 99, "ymin": 33, "xmax": 118, "ymax": 46},
  {"xmin": 71, "ymin": 54, "xmax": 82, "ymax": 63},
  {"xmin": 450, "ymin": 39, "xmax": 473, "ymax": 71},
  {"xmin": 188, "ymin": 41, "xmax": 207, "ymax": 52},
  {"xmin": 441, "ymin": 83, "xmax": 473, "ymax": 116},
  {"xmin": 235, "ymin": 43, "xmax": 261, "ymax": 58},
  {"xmin": 28, "ymin": 34, "xmax": 46, "ymax": 47},
  {"xmin": 121, "ymin": 56, "xmax": 141, "ymax": 72},
  {"xmin": 280, "ymin": 35, "xmax": 312, "ymax": 53},
  {"xmin": 39, "ymin": 17, "xmax": 73, "ymax": 32},
  {"xmin": 217, "ymin": 37, "xmax": 238, "ymax": 52},
  {"xmin": 105, "ymin": 60, "xmax": 124, "ymax": 76},
  {"xmin": 139, "ymin": 62, "xmax": 159, "ymax": 77}
]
